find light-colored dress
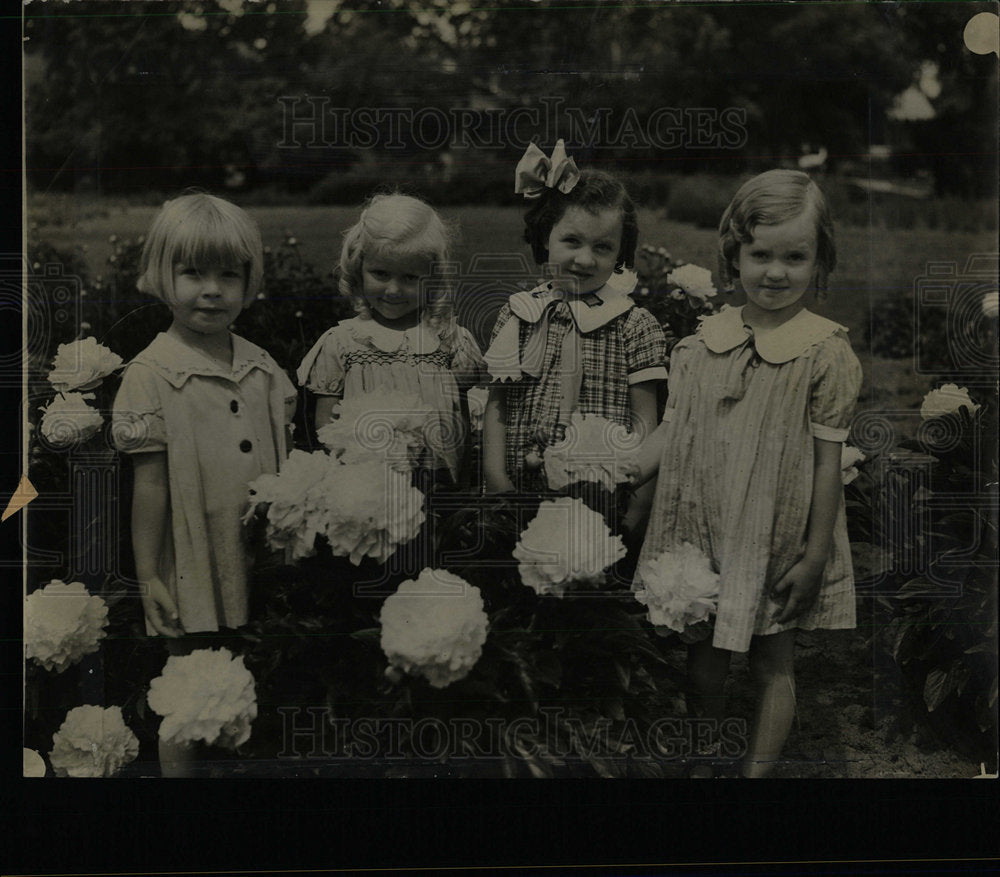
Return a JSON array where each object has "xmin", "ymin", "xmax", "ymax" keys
[
  {"xmin": 633, "ymin": 306, "xmax": 863, "ymax": 653},
  {"xmin": 296, "ymin": 317, "xmax": 486, "ymax": 482},
  {"xmin": 485, "ymin": 281, "xmax": 667, "ymax": 490},
  {"xmin": 112, "ymin": 332, "xmax": 296, "ymax": 634}
]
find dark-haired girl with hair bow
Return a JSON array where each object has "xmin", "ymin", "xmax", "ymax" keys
[{"xmin": 483, "ymin": 141, "xmax": 667, "ymax": 535}]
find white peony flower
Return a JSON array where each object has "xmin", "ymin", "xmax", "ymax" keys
[
  {"xmin": 466, "ymin": 386, "xmax": 489, "ymax": 433},
  {"xmin": 147, "ymin": 648, "xmax": 257, "ymax": 749},
  {"xmin": 24, "ymin": 580, "xmax": 109, "ymax": 673},
  {"xmin": 317, "ymin": 391, "xmax": 434, "ymax": 471},
  {"xmin": 321, "ymin": 458, "xmax": 426, "ymax": 564},
  {"xmin": 667, "ymin": 263, "xmax": 717, "ymax": 302},
  {"xmin": 47, "ymin": 337, "xmax": 123, "ymax": 393},
  {"xmin": 841, "ymin": 444, "xmax": 867, "ymax": 485},
  {"xmin": 246, "ymin": 450, "xmax": 334, "ymax": 560},
  {"xmin": 513, "ymin": 497, "xmax": 626, "ymax": 597},
  {"xmin": 982, "ymin": 291, "xmax": 999, "ymax": 319},
  {"xmin": 543, "ymin": 411, "xmax": 638, "ymax": 491},
  {"xmin": 919, "ymin": 383, "xmax": 981, "ymax": 421},
  {"xmin": 39, "ymin": 392, "xmax": 104, "ymax": 447},
  {"xmin": 23, "ymin": 748, "xmax": 46, "ymax": 777},
  {"xmin": 379, "ymin": 569, "xmax": 489, "ymax": 688},
  {"xmin": 635, "ymin": 543, "xmax": 720, "ymax": 633},
  {"xmin": 49, "ymin": 705, "xmax": 139, "ymax": 777},
  {"xmin": 247, "ymin": 450, "xmax": 425, "ymax": 565}
]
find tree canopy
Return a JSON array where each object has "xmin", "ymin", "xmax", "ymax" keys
[{"xmin": 24, "ymin": 0, "xmax": 997, "ymax": 195}]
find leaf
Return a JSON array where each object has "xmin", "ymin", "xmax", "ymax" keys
[
  {"xmin": 923, "ymin": 666, "xmax": 956, "ymax": 712},
  {"xmin": 349, "ymin": 627, "xmax": 380, "ymax": 642},
  {"xmin": 614, "ymin": 659, "xmax": 631, "ymax": 691}
]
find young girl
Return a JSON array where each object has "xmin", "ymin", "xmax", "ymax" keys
[
  {"xmin": 296, "ymin": 193, "xmax": 485, "ymax": 488},
  {"xmin": 483, "ymin": 141, "xmax": 667, "ymax": 534},
  {"xmin": 630, "ymin": 169, "xmax": 863, "ymax": 777},
  {"xmin": 112, "ymin": 192, "xmax": 296, "ymax": 775}
]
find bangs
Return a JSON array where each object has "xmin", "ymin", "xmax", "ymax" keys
[
  {"xmin": 170, "ymin": 208, "xmax": 258, "ymax": 270},
  {"xmin": 366, "ymin": 231, "xmax": 445, "ymax": 266},
  {"xmin": 138, "ymin": 193, "xmax": 264, "ymax": 303}
]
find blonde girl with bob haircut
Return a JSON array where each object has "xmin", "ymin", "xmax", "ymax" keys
[
  {"xmin": 297, "ymin": 192, "xmax": 485, "ymax": 486},
  {"xmin": 112, "ymin": 192, "xmax": 296, "ymax": 774}
]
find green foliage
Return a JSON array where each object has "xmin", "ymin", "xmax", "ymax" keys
[
  {"xmin": 848, "ymin": 395, "xmax": 999, "ymax": 762},
  {"xmin": 237, "ymin": 494, "xmax": 687, "ymax": 777},
  {"xmin": 632, "ymin": 244, "xmax": 723, "ymax": 355},
  {"xmin": 26, "ymin": 2, "xmax": 996, "ymax": 197}
]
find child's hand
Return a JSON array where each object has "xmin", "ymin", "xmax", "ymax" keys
[
  {"xmin": 770, "ymin": 558, "xmax": 824, "ymax": 625},
  {"xmin": 140, "ymin": 577, "xmax": 184, "ymax": 637}
]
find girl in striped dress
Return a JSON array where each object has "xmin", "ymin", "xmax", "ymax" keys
[{"xmin": 630, "ymin": 170, "xmax": 863, "ymax": 777}]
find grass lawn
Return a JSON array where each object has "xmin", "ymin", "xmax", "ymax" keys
[{"xmin": 30, "ymin": 197, "xmax": 997, "ymax": 418}]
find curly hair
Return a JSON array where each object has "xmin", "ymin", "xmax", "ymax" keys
[
  {"xmin": 338, "ymin": 192, "xmax": 456, "ymax": 335},
  {"xmin": 717, "ymin": 169, "xmax": 836, "ymax": 293},
  {"xmin": 522, "ymin": 169, "xmax": 639, "ymax": 270},
  {"xmin": 137, "ymin": 191, "xmax": 264, "ymax": 306}
]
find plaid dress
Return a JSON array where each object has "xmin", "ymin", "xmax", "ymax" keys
[{"xmin": 489, "ymin": 295, "xmax": 667, "ymax": 490}]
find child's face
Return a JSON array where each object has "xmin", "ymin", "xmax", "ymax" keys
[
  {"xmin": 169, "ymin": 261, "xmax": 247, "ymax": 336},
  {"xmin": 736, "ymin": 211, "xmax": 818, "ymax": 320},
  {"xmin": 545, "ymin": 206, "xmax": 623, "ymax": 296},
  {"xmin": 361, "ymin": 253, "xmax": 431, "ymax": 328}
]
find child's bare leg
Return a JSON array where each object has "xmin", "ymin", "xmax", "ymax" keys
[
  {"xmin": 685, "ymin": 638, "xmax": 731, "ymax": 776},
  {"xmin": 744, "ymin": 629, "xmax": 797, "ymax": 778},
  {"xmin": 686, "ymin": 637, "xmax": 731, "ymax": 720}
]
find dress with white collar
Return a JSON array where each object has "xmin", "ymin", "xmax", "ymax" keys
[
  {"xmin": 296, "ymin": 316, "xmax": 485, "ymax": 482},
  {"xmin": 633, "ymin": 305, "xmax": 863, "ymax": 653},
  {"xmin": 484, "ymin": 279, "xmax": 667, "ymax": 490}
]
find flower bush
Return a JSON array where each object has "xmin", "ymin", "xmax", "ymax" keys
[
  {"xmin": 38, "ymin": 392, "xmax": 104, "ymax": 448},
  {"xmin": 379, "ymin": 569, "xmax": 489, "ymax": 688},
  {"xmin": 634, "ymin": 543, "xmax": 720, "ymax": 638},
  {"xmin": 47, "ymin": 337, "xmax": 123, "ymax": 393},
  {"xmin": 147, "ymin": 648, "xmax": 257, "ymax": 749},
  {"xmin": 247, "ymin": 450, "xmax": 426, "ymax": 564},
  {"xmin": 513, "ymin": 497, "xmax": 626, "ymax": 597},
  {"xmin": 543, "ymin": 412, "xmax": 638, "ymax": 492},
  {"xmin": 633, "ymin": 246, "xmax": 722, "ymax": 353},
  {"xmin": 919, "ymin": 383, "xmax": 981, "ymax": 420},
  {"xmin": 848, "ymin": 385, "xmax": 998, "ymax": 763},
  {"xmin": 24, "ymin": 580, "xmax": 109, "ymax": 673},
  {"xmin": 48, "ymin": 705, "xmax": 139, "ymax": 777}
]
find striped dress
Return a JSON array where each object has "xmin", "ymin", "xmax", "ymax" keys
[{"xmin": 634, "ymin": 306, "xmax": 863, "ymax": 653}]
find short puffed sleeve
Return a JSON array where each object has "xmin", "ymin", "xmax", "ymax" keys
[
  {"xmin": 489, "ymin": 303, "xmax": 514, "ymax": 346},
  {"xmin": 111, "ymin": 363, "xmax": 167, "ymax": 453},
  {"xmin": 296, "ymin": 328, "xmax": 346, "ymax": 396},
  {"xmin": 809, "ymin": 332, "xmax": 863, "ymax": 443},
  {"xmin": 622, "ymin": 306, "xmax": 668, "ymax": 385},
  {"xmin": 450, "ymin": 325, "xmax": 487, "ymax": 388}
]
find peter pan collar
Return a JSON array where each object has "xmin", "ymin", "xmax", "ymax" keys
[
  {"xmin": 700, "ymin": 305, "xmax": 848, "ymax": 364},
  {"xmin": 133, "ymin": 331, "xmax": 278, "ymax": 388},
  {"xmin": 345, "ymin": 317, "xmax": 442, "ymax": 354},
  {"xmin": 508, "ymin": 269, "xmax": 638, "ymax": 334}
]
